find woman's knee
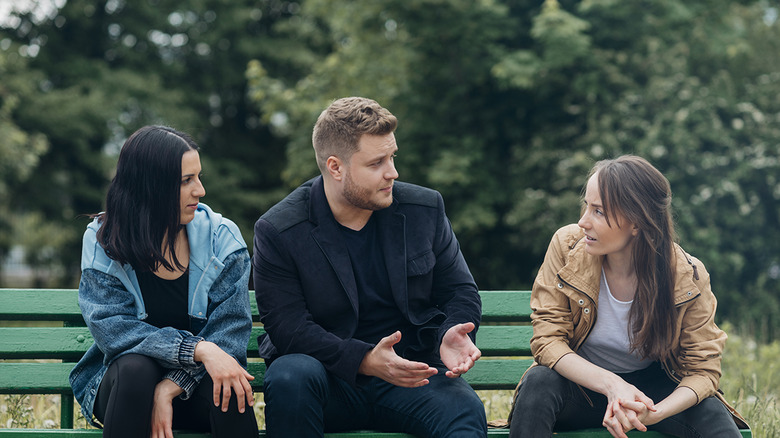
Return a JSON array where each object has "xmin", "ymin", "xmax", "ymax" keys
[
  {"xmin": 518, "ymin": 366, "xmax": 568, "ymax": 396},
  {"xmin": 513, "ymin": 366, "xmax": 570, "ymax": 412},
  {"xmin": 109, "ymin": 354, "xmax": 162, "ymax": 390}
]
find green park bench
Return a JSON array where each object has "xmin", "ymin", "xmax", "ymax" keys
[{"xmin": 0, "ymin": 288, "xmax": 750, "ymax": 437}]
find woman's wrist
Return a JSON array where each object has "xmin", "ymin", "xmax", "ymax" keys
[
  {"xmin": 155, "ymin": 378, "xmax": 184, "ymax": 400},
  {"xmin": 193, "ymin": 340, "xmax": 216, "ymax": 363}
]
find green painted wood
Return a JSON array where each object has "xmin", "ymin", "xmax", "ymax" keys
[
  {"xmin": 60, "ymin": 395, "xmax": 74, "ymax": 429},
  {"xmin": 462, "ymin": 359, "xmax": 533, "ymax": 389},
  {"xmin": 480, "ymin": 290, "xmax": 532, "ymax": 322},
  {"xmin": 0, "ymin": 363, "xmax": 74, "ymax": 393},
  {"xmin": 0, "ymin": 359, "xmax": 532, "ymax": 394},
  {"xmin": 476, "ymin": 325, "xmax": 532, "ymax": 356},
  {"xmin": 0, "ymin": 289, "xmax": 533, "ymax": 322},
  {"xmin": 0, "ymin": 328, "xmax": 94, "ymax": 359},
  {"xmin": 0, "ymin": 290, "xmax": 83, "ymax": 323},
  {"xmin": 0, "ymin": 325, "xmax": 532, "ymax": 359}
]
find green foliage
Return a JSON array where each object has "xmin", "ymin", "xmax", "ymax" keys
[
  {"xmin": 0, "ymin": 46, "xmax": 49, "ymax": 268},
  {"xmin": 248, "ymin": 0, "xmax": 780, "ymax": 337},
  {"xmin": 0, "ymin": 0, "xmax": 292, "ymax": 281},
  {"xmin": 720, "ymin": 323, "xmax": 780, "ymax": 436},
  {"xmin": 1, "ymin": 0, "xmax": 779, "ymax": 336}
]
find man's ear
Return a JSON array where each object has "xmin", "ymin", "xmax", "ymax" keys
[{"xmin": 326, "ymin": 156, "xmax": 343, "ymax": 181}]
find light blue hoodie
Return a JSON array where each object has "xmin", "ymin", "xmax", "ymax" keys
[{"xmin": 69, "ymin": 203, "xmax": 251, "ymax": 426}]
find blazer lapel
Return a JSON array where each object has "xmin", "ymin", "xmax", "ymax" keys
[{"xmin": 376, "ymin": 205, "xmax": 409, "ymax": 317}]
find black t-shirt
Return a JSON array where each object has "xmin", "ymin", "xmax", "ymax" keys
[
  {"xmin": 339, "ymin": 216, "xmax": 412, "ymax": 350},
  {"xmin": 137, "ymin": 269, "xmax": 190, "ymax": 331}
]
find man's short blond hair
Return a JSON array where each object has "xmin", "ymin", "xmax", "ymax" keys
[{"xmin": 312, "ymin": 97, "xmax": 398, "ymax": 174}]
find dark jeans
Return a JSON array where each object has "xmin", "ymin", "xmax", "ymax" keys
[
  {"xmin": 94, "ymin": 353, "xmax": 258, "ymax": 438},
  {"xmin": 509, "ymin": 362, "xmax": 741, "ymax": 438},
  {"xmin": 263, "ymin": 353, "xmax": 487, "ymax": 438}
]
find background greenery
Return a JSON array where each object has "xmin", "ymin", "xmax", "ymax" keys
[{"xmin": 1, "ymin": 0, "xmax": 779, "ymax": 341}]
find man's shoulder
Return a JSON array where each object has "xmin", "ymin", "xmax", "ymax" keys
[
  {"xmin": 393, "ymin": 181, "xmax": 441, "ymax": 209},
  {"xmin": 258, "ymin": 180, "xmax": 313, "ymax": 233}
]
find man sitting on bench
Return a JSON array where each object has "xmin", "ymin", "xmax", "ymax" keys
[{"xmin": 252, "ymin": 96, "xmax": 487, "ymax": 438}]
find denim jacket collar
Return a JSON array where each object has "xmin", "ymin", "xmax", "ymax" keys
[{"xmin": 81, "ymin": 203, "xmax": 246, "ymax": 324}]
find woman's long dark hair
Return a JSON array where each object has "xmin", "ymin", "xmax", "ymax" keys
[
  {"xmin": 96, "ymin": 125, "xmax": 199, "ymax": 272},
  {"xmin": 588, "ymin": 155, "xmax": 677, "ymax": 362}
]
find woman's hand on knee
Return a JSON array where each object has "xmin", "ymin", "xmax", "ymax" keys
[
  {"xmin": 194, "ymin": 341, "xmax": 255, "ymax": 413},
  {"xmin": 151, "ymin": 379, "xmax": 182, "ymax": 438}
]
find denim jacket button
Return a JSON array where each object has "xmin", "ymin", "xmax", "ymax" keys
[
  {"xmin": 583, "ymin": 308, "xmax": 590, "ymax": 314},
  {"xmin": 578, "ymin": 299, "xmax": 584, "ymax": 305},
  {"xmin": 557, "ymin": 283, "xmax": 563, "ymax": 289}
]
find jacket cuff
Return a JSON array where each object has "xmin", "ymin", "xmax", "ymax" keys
[
  {"xmin": 534, "ymin": 341, "xmax": 575, "ymax": 369},
  {"xmin": 164, "ymin": 369, "xmax": 199, "ymax": 400},
  {"xmin": 178, "ymin": 335, "xmax": 205, "ymax": 368},
  {"xmin": 678, "ymin": 374, "xmax": 717, "ymax": 404}
]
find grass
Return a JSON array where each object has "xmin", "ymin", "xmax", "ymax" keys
[{"xmin": 1, "ymin": 325, "xmax": 776, "ymax": 434}]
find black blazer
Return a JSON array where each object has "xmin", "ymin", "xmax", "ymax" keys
[{"xmin": 252, "ymin": 176, "xmax": 481, "ymax": 386}]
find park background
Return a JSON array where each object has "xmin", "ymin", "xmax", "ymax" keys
[{"xmin": 0, "ymin": 0, "xmax": 778, "ymax": 434}]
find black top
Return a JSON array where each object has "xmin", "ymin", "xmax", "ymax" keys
[
  {"xmin": 339, "ymin": 216, "xmax": 412, "ymax": 350},
  {"xmin": 137, "ymin": 270, "xmax": 190, "ymax": 331}
]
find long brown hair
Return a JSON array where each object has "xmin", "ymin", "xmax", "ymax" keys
[{"xmin": 588, "ymin": 155, "xmax": 677, "ymax": 361}]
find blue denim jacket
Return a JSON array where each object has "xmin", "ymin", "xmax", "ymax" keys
[{"xmin": 69, "ymin": 203, "xmax": 252, "ymax": 426}]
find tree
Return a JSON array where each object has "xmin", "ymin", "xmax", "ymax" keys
[
  {"xmin": 0, "ymin": 0, "xmax": 293, "ymax": 285},
  {"xmin": 0, "ymin": 41, "xmax": 50, "ymax": 280},
  {"xmin": 247, "ymin": 0, "xmax": 780, "ymax": 337}
]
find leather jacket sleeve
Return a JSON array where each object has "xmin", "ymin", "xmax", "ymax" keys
[{"xmin": 528, "ymin": 226, "xmax": 579, "ymax": 368}]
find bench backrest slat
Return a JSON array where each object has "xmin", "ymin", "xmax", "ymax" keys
[
  {"xmin": 0, "ymin": 289, "xmax": 536, "ymax": 322},
  {"xmin": 0, "ymin": 289, "xmax": 534, "ymax": 395},
  {"xmin": 0, "ymin": 326, "xmax": 533, "ymax": 359}
]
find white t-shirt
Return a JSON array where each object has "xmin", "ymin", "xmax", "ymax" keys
[{"xmin": 577, "ymin": 269, "xmax": 652, "ymax": 373}]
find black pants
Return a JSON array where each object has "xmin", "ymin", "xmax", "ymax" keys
[
  {"xmin": 94, "ymin": 354, "xmax": 258, "ymax": 438},
  {"xmin": 509, "ymin": 362, "xmax": 741, "ymax": 438}
]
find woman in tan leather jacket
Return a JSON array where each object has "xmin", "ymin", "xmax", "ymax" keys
[{"xmin": 509, "ymin": 156, "xmax": 747, "ymax": 438}]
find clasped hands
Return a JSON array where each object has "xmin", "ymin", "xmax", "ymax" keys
[
  {"xmin": 358, "ymin": 322, "xmax": 481, "ymax": 387},
  {"xmin": 602, "ymin": 382, "xmax": 658, "ymax": 438}
]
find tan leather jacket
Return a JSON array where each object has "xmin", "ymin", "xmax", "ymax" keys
[{"xmin": 528, "ymin": 224, "xmax": 746, "ymax": 427}]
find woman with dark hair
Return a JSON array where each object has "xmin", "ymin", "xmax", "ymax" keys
[
  {"xmin": 69, "ymin": 125, "xmax": 258, "ymax": 438},
  {"xmin": 509, "ymin": 155, "xmax": 747, "ymax": 437}
]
